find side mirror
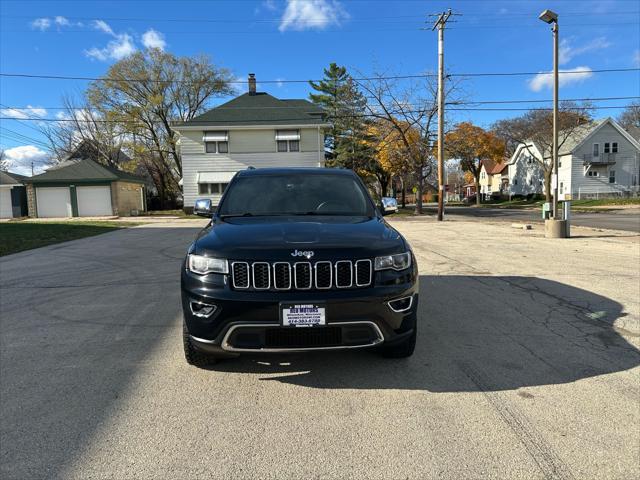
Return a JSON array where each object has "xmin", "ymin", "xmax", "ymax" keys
[
  {"xmin": 380, "ymin": 197, "xmax": 398, "ymax": 216},
  {"xmin": 194, "ymin": 198, "xmax": 214, "ymax": 217}
]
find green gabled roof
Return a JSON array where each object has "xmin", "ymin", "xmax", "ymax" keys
[
  {"xmin": 175, "ymin": 92, "xmax": 327, "ymax": 127},
  {"xmin": 25, "ymin": 159, "xmax": 146, "ymax": 184}
]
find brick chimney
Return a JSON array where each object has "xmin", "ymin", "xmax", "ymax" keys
[{"xmin": 248, "ymin": 73, "xmax": 256, "ymax": 95}]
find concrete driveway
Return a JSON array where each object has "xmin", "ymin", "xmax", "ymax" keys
[{"xmin": 1, "ymin": 219, "xmax": 638, "ymax": 479}]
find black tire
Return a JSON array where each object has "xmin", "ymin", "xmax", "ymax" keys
[
  {"xmin": 380, "ymin": 323, "xmax": 417, "ymax": 358},
  {"xmin": 183, "ymin": 321, "xmax": 217, "ymax": 367}
]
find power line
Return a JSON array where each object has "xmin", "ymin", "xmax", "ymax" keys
[
  {"xmin": 0, "ymin": 105, "xmax": 632, "ymax": 124},
  {"xmin": 1, "ymin": 11, "xmax": 637, "ymax": 23},
  {"xmin": 0, "ymin": 68, "xmax": 637, "ymax": 85},
  {"xmin": 0, "ymin": 127, "xmax": 49, "ymax": 149},
  {"xmin": 5, "ymin": 96, "xmax": 638, "ymax": 111}
]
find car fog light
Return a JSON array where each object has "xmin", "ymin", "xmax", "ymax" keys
[
  {"xmin": 388, "ymin": 296, "xmax": 413, "ymax": 313},
  {"xmin": 190, "ymin": 301, "xmax": 217, "ymax": 318}
]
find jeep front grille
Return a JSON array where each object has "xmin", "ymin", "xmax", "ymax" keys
[{"xmin": 231, "ymin": 260, "xmax": 372, "ymax": 291}]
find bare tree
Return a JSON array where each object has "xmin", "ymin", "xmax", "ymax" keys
[
  {"xmin": 356, "ymin": 72, "xmax": 460, "ymax": 214},
  {"xmin": 617, "ymin": 101, "xmax": 640, "ymax": 131},
  {"xmin": 492, "ymin": 102, "xmax": 593, "ymax": 202},
  {"xmin": 0, "ymin": 149, "xmax": 8, "ymax": 172},
  {"xmin": 40, "ymin": 94, "xmax": 128, "ymax": 167}
]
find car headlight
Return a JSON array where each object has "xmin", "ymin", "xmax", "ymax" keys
[
  {"xmin": 187, "ymin": 254, "xmax": 228, "ymax": 275},
  {"xmin": 374, "ymin": 252, "xmax": 411, "ymax": 271}
]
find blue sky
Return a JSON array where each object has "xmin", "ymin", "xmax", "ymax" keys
[{"xmin": 1, "ymin": 0, "xmax": 639, "ymax": 175}]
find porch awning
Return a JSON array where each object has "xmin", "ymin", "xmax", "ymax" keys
[
  {"xmin": 196, "ymin": 171, "xmax": 236, "ymax": 183},
  {"xmin": 275, "ymin": 130, "xmax": 300, "ymax": 141},
  {"xmin": 202, "ymin": 131, "xmax": 228, "ymax": 142}
]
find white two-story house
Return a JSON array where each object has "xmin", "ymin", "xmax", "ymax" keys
[
  {"xmin": 173, "ymin": 74, "xmax": 330, "ymax": 211},
  {"xmin": 506, "ymin": 118, "xmax": 640, "ymax": 199}
]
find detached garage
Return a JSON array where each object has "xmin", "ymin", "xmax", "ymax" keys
[{"xmin": 25, "ymin": 159, "xmax": 147, "ymax": 218}]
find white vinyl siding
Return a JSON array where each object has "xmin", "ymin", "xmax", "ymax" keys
[
  {"xmin": 179, "ymin": 127, "xmax": 325, "ymax": 207},
  {"xmin": 567, "ymin": 122, "xmax": 640, "ymax": 197}
]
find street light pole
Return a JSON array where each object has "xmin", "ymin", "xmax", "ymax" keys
[
  {"xmin": 539, "ymin": 9, "xmax": 567, "ymax": 237},
  {"xmin": 552, "ymin": 19, "xmax": 559, "ymax": 219}
]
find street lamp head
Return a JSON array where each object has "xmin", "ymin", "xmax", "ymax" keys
[{"xmin": 539, "ymin": 9, "xmax": 558, "ymax": 24}]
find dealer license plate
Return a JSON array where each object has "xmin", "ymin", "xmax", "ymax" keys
[{"xmin": 281, "ymin": 304, "xmax": 326, "ymax": 327}]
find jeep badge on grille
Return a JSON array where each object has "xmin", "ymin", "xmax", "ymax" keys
[{"xmin": 291, "ymin": 249, "xmax": 315, "ymax": 259}]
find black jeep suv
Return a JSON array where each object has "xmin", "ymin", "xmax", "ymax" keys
[{"xmin": 181, "ymin": 168, "xmax": 418, "ymax": 366}]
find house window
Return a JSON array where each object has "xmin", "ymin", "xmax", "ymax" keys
[
  {"xmin": 560, "ymin": 182, "xmax": 564, "ymax": 194},
  {"xmin": 612, "ymin": 142, "xmax": 618, "ymax": 153},
  {"xmin": 203, "ymin": 131, "xmax": 229, "ymax": 154},
  {"xmin": 514, "ymin": 179, "xmax": 518, "ymax": 185},
  {"xmin": 275, "ymin": 130, "xmax": 301, "ymax": 152},
  {"xmin": 604, "ymin": 142, "xmax": 610, "ymax": 153},
  {"xmin": 205, "ymin": 141, "xmax": 228, "ymax": 154},
  {"xmin": 609, "ymin": 170, "xmax": 615, "ymax": 184},
  {"xmin": 593, "ymin": 143, "xmax": 599, "ymax": 156},
  {"xmin": 198, "ymin": 183, "xmax": 229, "ymax": 195},
  {"xmin": 587, "ymin": 170, "xmax": 600, "ymax": 177}
]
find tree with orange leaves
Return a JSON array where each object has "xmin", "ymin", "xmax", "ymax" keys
[{"xmin": 445, "ymin": 122, "xmax": 505, "ymax": 205}]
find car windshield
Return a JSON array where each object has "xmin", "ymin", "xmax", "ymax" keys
[{"xmin": 218, "ymin": 173, "xmax": 375, "ymax": 217}]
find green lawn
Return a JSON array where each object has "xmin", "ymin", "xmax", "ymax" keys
[{"xmin": 0, "ymin": 221, "xmax": 131, "ymax": 256}]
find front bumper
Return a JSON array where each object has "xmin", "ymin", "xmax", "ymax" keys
[{"xmin": 181, "ymin": 265, "xmax": 419, "ymax": 353}]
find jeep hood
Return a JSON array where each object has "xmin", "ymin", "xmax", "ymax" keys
[{"xmin": 194, "ymin": 216, "xmax": 405, "ymax": 261}]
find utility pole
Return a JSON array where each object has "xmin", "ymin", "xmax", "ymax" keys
[
  {"xmin": 432, "ymin": 9, "xmax": 453, "ymax": 221},
  {"xmin": 31, "ymin": 160, "xmax": 34, "ymax": 176}
]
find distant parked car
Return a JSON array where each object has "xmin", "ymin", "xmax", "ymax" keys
[
  {"xmin": 462, "ymin": 195, "xmax": 477, "ymax": 205},
  {"xmin": 381, "ymin": 197, "xmax": 399, "ymax": 213}
]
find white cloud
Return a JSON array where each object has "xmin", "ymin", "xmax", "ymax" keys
[
  {"xmin": 0, "ymin": 106, "xmax": 48, "ymax": 119},
  {"xmin": 85, "ymin": 33, "xmax": 136, "ymax": 61},
  {"xmin": 559, "ymin": 37, "xmax": 611, "ymax": 65},
  {"xmin": 31, "ymin": 18, "xmax": 51, "ymax": 31},
  {"xmin": 142, "ymin": 29, "xmax": 166, "ymax": 50},
  {"xmin": 54, "ymin": 16, "xmax": 71, "ymax": 27},
  {"xmin": 528, "ymin": 66, "xmax": 594, "ymax": 92},
  {"xmin": 275, "ymin": 78, "xmax": 285, "ymax": 87},
  {"xmin": 2, "ymin": 145, "xmax": 49, "ymax": 175},
  {"xmin": 279, "ymin": 0, "xmax": 349, "ymax": 32},
  {"xmin": 255, "ymin": 0, "xmax": 277, "ymax": 14},
  {"xmin": 263, "ymin": 0, "xmax": 277, "ymax": 11},
  {"xmin": 92, "ymin": 19, "xmax": 115, "ymax": 36},
  {"xmin": 633, "ymin": 50, "xmax": 640, "ymax": 67}
]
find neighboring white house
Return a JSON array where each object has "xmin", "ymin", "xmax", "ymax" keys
[
  {"xmin": 507, "ymin": 118, "xmax": 640, "ymax": 199},
  {"xmin": 173, "ymin": 74, "xmax": 330, "ymax": 210},
  {"xmin": 506, "ymin": 143, "xmax": 546, "ymax": 197}
]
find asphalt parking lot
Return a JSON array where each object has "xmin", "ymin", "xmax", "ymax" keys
[{"xmin": 1, "ymin": 218, "xmax": 638, "ymax": 479}]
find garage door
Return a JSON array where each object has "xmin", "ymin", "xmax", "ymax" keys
[
  {"xmin": 36, "ymin": 187, "xmax": 72, "ymax": 218},
  {"xmin": 77, "ymin": 186, "xmax": 112, "ymax": 216},
  {"xmin": 0, "ymin": 188, "xmax": 13, "ymax": 218}
]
